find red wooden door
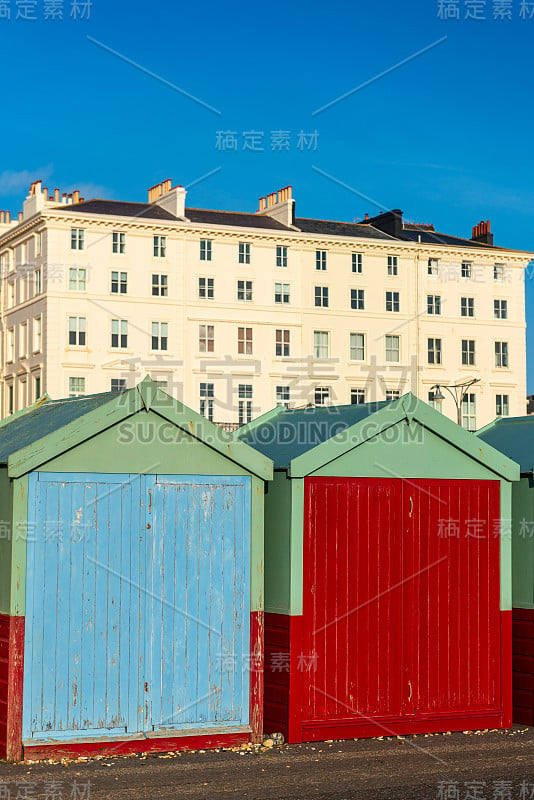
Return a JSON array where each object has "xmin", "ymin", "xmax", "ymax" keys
[
  {"xmin": 302, "ymin": 478, "xmax": 408, "ymax": 724},
  {"xmin": 302, "ymin": 477, "xmax": 502, "ymax": 735},
  {"xmin": 404, "ymin": 480, "xmax": 501, "ymax": 716}
]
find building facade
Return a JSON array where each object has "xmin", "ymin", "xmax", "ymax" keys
[{"xmin": 0, "ymin": 179, "xmax": 530, "ymax": 428}]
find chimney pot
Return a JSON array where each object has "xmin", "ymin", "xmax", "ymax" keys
[
  {"xmin": 54, "ymin": 188, "xmax": 59, "ymax": 202},
  {"xmin": 73, "ymin": 190, "xmax": 80, "ymax": 203},
  {"xmin": 6, "ymin": 211, "xmax": 10, "ymax": 223},
  {"xmin": 18, "ymin": 211, "xmax": 23, "ymax": 222},
  {"xmin": 0, "ymin": 211, "xmax": 4, "ymax": 224}
]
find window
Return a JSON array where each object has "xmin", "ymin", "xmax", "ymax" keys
[
  {"xmin": 275, "ymin": 329, "xmax": 290, "ymax": 357},
  {"xmin": 494, "ymin": 264, "xmax": 505, "ymax": 281},
  {"xmin": 495, "ymin": 341, "xmax": 509, "ymax": 368},
  {"xmin": 385, "ymin": 334, "xmax": 400, "ymax": 362},
  {"xmin": 69, "ymin": 377, "xmax": 86, "ymax": 397},
  {"xmin": 316, "ymin": 250, "xmax": 327, "ymax": 271},
  {"xmin": 496, "ymin": 394, "xmax": 509, "ymax": 417},
  {"xmin": 386, "ymin": 390, "xmax": 401, "ymax": 401},
  {"xmin": 35, "ymin": 232, "xmax": 42, "ymax": 257},
  {"xmin": 199, "ymin": 277, "xmax": 214, "ymax": 299},
  {"xmin": 313, "ymin": 331, "xmax": 329, "ymax": 359},
  {"xmin": 111, "ymin": 319, "xmax": 128, "ymax": 349},
  {"xmin": 68, "ymin": 267, "xmax": 86, "ymax": 291},
  {"xmin": 35, "ymin": 267, "xmax": 42, "ymax": 294},
  {"xmin": 461, "ymin": 297, "xmax": 474, "ymax": 317},
  {"xmin": 276, "ymin": 386, "xmax": 290, "ymax": 408},
  {"xmin": 34, "ymin": 375, "xmax": 41, "ymax": 401},
  {"xmin": 462, "ymin": 393, "xmax": 476, "ymax": 431},
  {"xmin": 153, "ymin": 235, "xmax": 166, "ymax": 257},
  {"xmin": 350, "ymin": 332, "xmax": 365, "ymax": 361},
  {"xmin": 200, "ymin": 383, "xmax": 214, "ymax": 421},
  {"xmin": 238, "ymin": 384, "xmax": 252, "ymax": 424},
  {"xmin": 33, "ymin": 316, "xmax": 41, "ymax": 353},
  {"xmin": 238, "ymin": 280, "xmax": 253, "ymax": 301},
  {"xmin": 71, "ymin": 228, "xmax": 84, "ymax": 250},
  {"xmin": 428, "ymin": 258, "xmax": 439, "ymax": 276},
  {"xmin": 494, "ymin": 299, "xmax": 508, "ymax": 319},
  {"xmin": 461, "ymin": 339, "xmax": 475, "ymax": 366},
  {"xmin": 199, "ymin": 324, "xmax": 214, "ymax": 353},
  {"xmin": 7, "ymin": 282, "xmax": 14, "ymax": 309},
  {"xmin": 315, "ymin": 387, "xmax": 330, "ymax": 406},
  {"xmin": 427, "ymin": 337, "xmax": 442, "ymax": 365},
  {"xmin": 386, "ymin": 291, "xmax": 400, "ymax": 312},
  {"xmin": 200, "ymin": 239, "xmax": 212, "ymax": 261},
  {"xmin": 351, "ymin": 388, "xmax": 366, "ymax": 405},
  {"xmin": 238, "ymin": 242, "xmax": 251, "ymax": 264},
  {"xmin": 387, "ymin": 255, "xmax": 398, "ymax": 276},
  {"xmin": 112, "ymin": 232, "xmax": 125, "ymax": 254},
  {"xmin": 19, "ymin": 323, "xmax": 27, "ymax": 359},
  {"xmin": 151, "ymin": 322, "xmax": 168, "ymax": 351},
  {"xmin": 352, "ymin": 253, "xmax": 362, "ymax": 273},
  {"xmin": 153, "ymin": 379, "xmax": 168, "ymax": 392},
  {"xmin": 315, "ymin": 286, "xmax": 329, "ymax": 307},
  {"xmin": 0, "ymin": 252, "xmax": 10, "ymax": 276},
  {"xmin": 111, "ymin": 271, "xmax": 127, "ymax": 294},
  {"xmin": 111, "ymin": 378, "xmax": 127, "ymax": 392},
  {"xmin": 8, "ymin": 384, "xmax": 13, "ymax": 415},
  {"xmin": 351, "ymin": 289, "xmax": 364, "ymax": 310},
  {"xmin": 461, "ymin": 261, "xmax": 472, "ymax": 278},
  {"xmin": 274, "ymin": 282, "xmax": 290, "ymax": 304},
  {"xmin": 276, "ymin": 246, "xmax": 288, "ymax": 267},
  {"xmin": 238, "ymin": 327, "xmax": 253, "ymax": 355},
  {"xmin": 152, "ymin": 274, "xmax": 168, "ymax": 296},
  {"xmin": 7, "ymin": 328, "xmax": 14, "ymax": 362},
  {"xmin": 428, "ymin": 390, "xmax": 443, "ymax": 413},
  {"xmin": 427, "ymin": 295, "xmax": 441, "ymax": 315},
  {"xmin": 68, "ymin": 316, "xmax": 86, "ymax": 346}
]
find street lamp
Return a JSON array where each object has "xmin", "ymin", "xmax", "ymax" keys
[{"xmin": 430, "ymin": 379, "xmax": 481, "ymax": 427}]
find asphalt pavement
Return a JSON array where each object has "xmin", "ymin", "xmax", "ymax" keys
[{"xmin": 1, "ymin": 727, "xmax": 534, "ymax": 799}]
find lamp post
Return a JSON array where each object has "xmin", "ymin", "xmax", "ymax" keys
[{"xmin": 430, "ymin": 379, "xmax": 481, "ymax": 427}]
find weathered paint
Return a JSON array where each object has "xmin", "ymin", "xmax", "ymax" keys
[
  {"xmin": 0, "ymin": 614, "xmax": 24, "ymax": 761},
  {"xmin": 23, "ymin": 473, "xmax": 251, "ymax": 743},
  {"xmin": 23, "ymin": 729, "xmax": 250, "ymax": 760}
]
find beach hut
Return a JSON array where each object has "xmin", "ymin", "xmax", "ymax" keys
[
  {"xmin": 238, "ymin": 394, "xmax": 518, "ymax": 743},
  {"xmin": 478, "ymin": 415, "xmax": 534, "ymax": 724},
  {"xmin": 0, "ymin": 378, "xmax": 272, "ymax": 760}
]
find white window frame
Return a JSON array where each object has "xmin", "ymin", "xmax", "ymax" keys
[
  {"xmin": 350, "ymin": 332, "xmax": 365, "ymax": 361},
  {"xmin": 385, "ymin": 334, "xmax": 400, "ymax": 363}
]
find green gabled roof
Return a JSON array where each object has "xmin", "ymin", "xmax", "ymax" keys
[
  {"xmin": 477, "ymin": 415, "xmax": 534, "ymax": 474},
  {"xmin": 238, "ymin": 393, "xmax": 519, "ymax": 480},
  {"xmin": 3, "ymin": 378, "xmax": 273, "ymax": 481}
]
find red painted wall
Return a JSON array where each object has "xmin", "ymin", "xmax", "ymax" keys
[
  {"xmin": 512, "ymin": 608, "xmax": 534, "ymax": 724},
  {"xmin": 0, "ymin": 614, "xmax": 24, "ymax": 761}
]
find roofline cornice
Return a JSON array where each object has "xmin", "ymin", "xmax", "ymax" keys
[{"xmin": 0, "ymin": 210, "xmax": 531, "ymax": 263}]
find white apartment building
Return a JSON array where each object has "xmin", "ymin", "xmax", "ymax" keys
[{"xmin": 0, "ymin": 178, "xmax": 530, "ymax": 429}]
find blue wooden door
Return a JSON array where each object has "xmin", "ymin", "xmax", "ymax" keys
[
  {"xmin": 23, "ymin": 473, "xmax": 144, "ymax": 740},
  {"xmin": 143, "ymin": 476, "xmax": 251, "ymax": 732},
  {"xmin": 23, "ymin": 472, "xmax": 251, "ymax": 742}
]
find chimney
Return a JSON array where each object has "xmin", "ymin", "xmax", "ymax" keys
[
  {"xmin": 6, "ymin": 211, "xmax": 10, "ymax": 224},
  {"xmin": 361, "ymin": 209, "xmax": 403, "ymax": 239},
  {"xmin": 471, "ymin": 219, "xmax": 493, "ymax": 246},
  {"xmin": 18, "ymin": 212, "xmax": 23, "ymax": 222},
  {"xmin": 256, "ymin": 185, "xmax": 296, "ymax": 228},
  {"xmin": 54, "ymin": 188, "xmax": 60, "ymax": 202},
  {"xmin": 148, "ymin": 179, "xmax": 186, "ymax": 218},
  {"xmin": 73, "ymin": 190, "xmax": 80, "ymax": 203}
]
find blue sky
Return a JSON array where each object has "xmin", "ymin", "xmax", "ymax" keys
[{"xmin": 1, "ymin": 0, "xmax": 533, "ymax": 386}]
